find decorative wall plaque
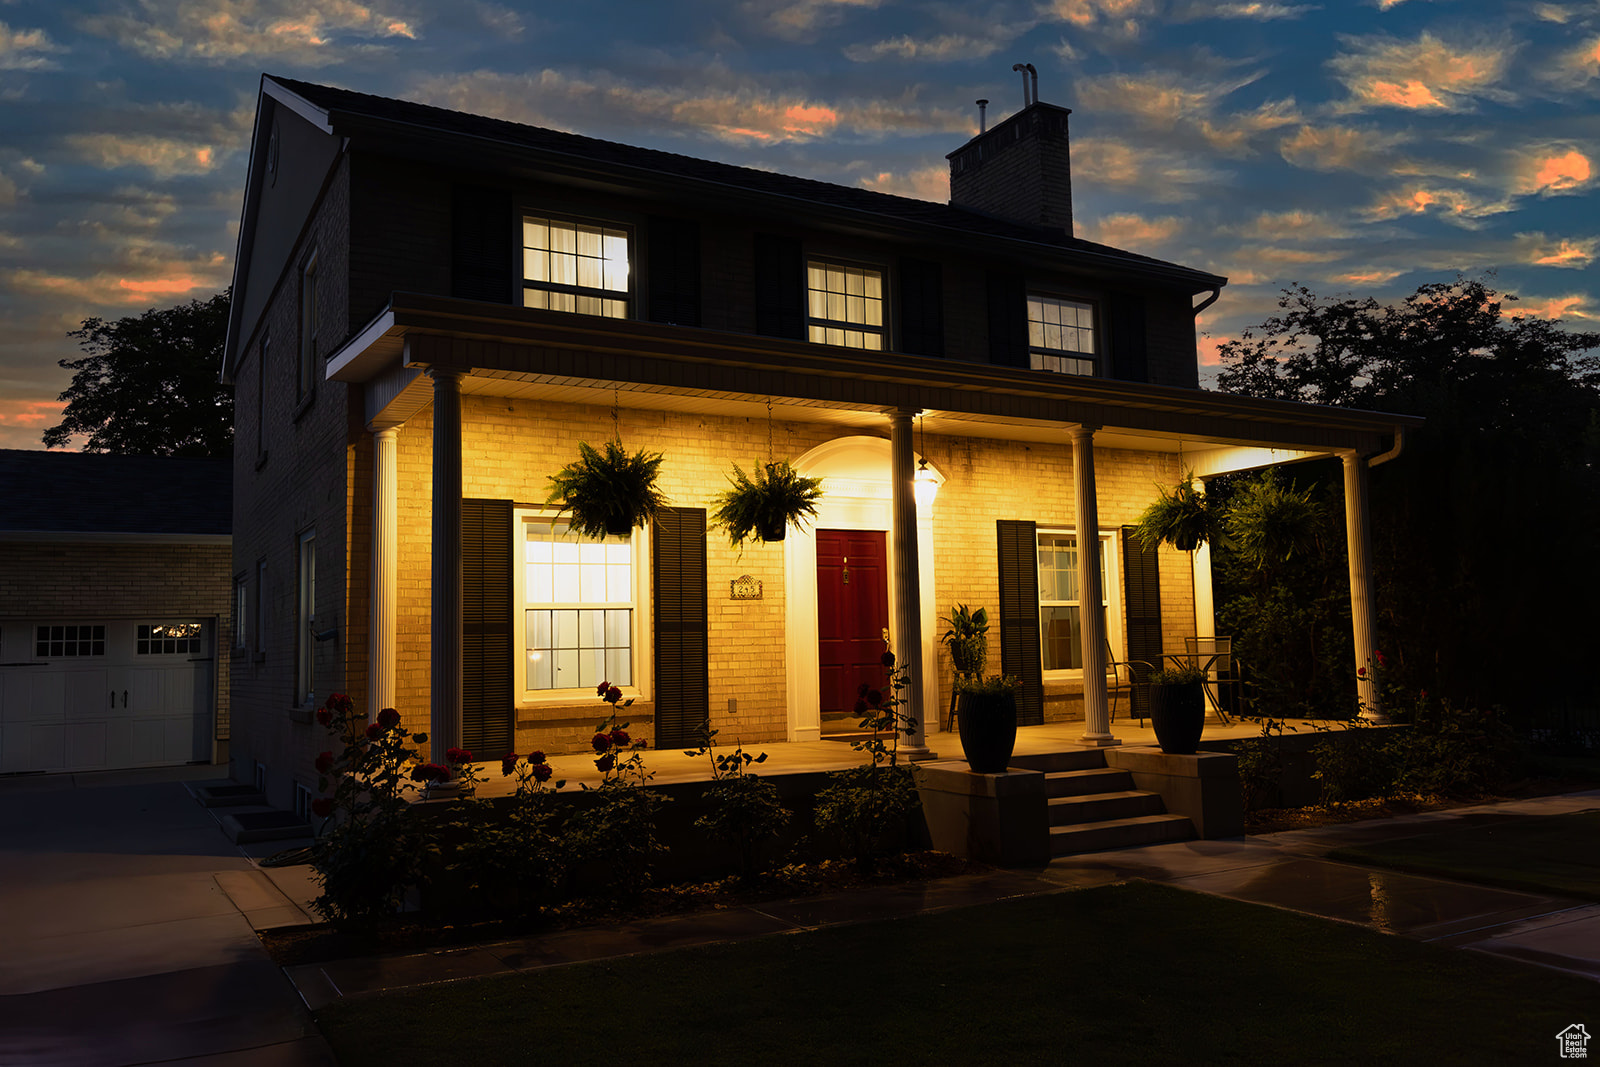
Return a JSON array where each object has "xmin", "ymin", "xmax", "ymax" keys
[{"xmin": 729, "ymin": 575, "xmax": 763, "ymax": 600}]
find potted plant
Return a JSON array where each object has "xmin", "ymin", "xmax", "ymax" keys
[
  {"xmin": 940, "ymin": 603, "xmax": 989, "ymax": 677},
  {"xmin": 547, "ymin": 439, "xmax": 668, "ymax": 538},
  {"xmin": 955, "ymin": 674, "xmax": 1020, "ymax": 774},
  {"xmin": 1133, "ymin": 471, "xmax": 1217, "ymax": 554},
  {"xmin": 1147, "ymin": 665, "xmax": 1208, "ymax": 755},
  {"xmin": 710, "ymin": 460, "xmax": 824, "ymax": 546}
]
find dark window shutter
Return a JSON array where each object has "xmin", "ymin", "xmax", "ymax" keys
[
  {"xmin": 1121, "ymin": 526, "xmax": 1162, "ymax": 718},
  {"xmin": 652, "ymin": 507, "xmax": 709, "ymax": 747},
  {"xmin": 898, "ymin": 257, "xmax": 944, "ymax": 358},
  {"xmin": 987, "ymin": 273, "xmax": 1029, "ymax": 368},
  {"xmin": 462, "ymin": 499, "xmax": 513, "ymax": 755},
  {"xmin": 647, "ymin": 216, "xmax": 701, "ymax": 327},
  {"xmin": 996, "ymin": 519, "xmax": 1044, "ymax": 726},
  {"xmin": 754, "ymin": 233, "xmax": 805, "ymax": 340},
  {"xmin": 451, "ymin": 186, "xmax": 513, "ymax": 303},
  {"xmin": 1108, "ymin": 293, "xmax": 1148, "ymax": 381}
]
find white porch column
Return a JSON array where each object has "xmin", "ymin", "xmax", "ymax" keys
[
  {"xmin": 369, "ymin": 427, "xmax": 399, "ymax": 717},
  {"xmin": 889, "ymin": 410, "xmax": 932, "ymax": 757},
  {"xmin": 429, "ymin": 369, "xmax": 465, "ymax": 755},
  {"xmin": 1072, "ymin": 425, "xmax": 1117, "ymax": 746},
  {"xmin": 1190, "ymin": 476, "xmax": 1216, "ymax": 639},
  {"xmin": 1341, "ymin": 449, "xmax": 1384, "ymax": 721}
]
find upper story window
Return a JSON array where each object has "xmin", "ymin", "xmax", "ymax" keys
[
  {"xmin": 297, "ymin": 255, "xmax": 319, "ymax": 400},
  {"xmin": 522, "ymin": 216, "xmax": 630, "ymax": 318},
  {"xmin": 1028, "ymin": 294, "xmax": 1097, "ymax": 376},
  {"xmin": 807, "ymin": 260, "xmax": 883, "ymax": 350}
]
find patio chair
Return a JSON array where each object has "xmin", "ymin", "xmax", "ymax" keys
[{"xmin": 1104, "ymin": 639, "xmax": 1155, "ymax": 724}]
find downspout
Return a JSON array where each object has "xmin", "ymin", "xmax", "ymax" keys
[{"xmin": 1368, "ymin": 426, "xmax": 1406, "ymax": 467}]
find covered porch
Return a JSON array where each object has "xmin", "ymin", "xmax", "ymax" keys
[{"xmin": 327, "ymin": 292, "xmax": 1419, "ymax": 761}]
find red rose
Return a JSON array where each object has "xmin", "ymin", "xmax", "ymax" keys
[
  {"xmin": 853, "ymin": 699, "xmax": 868, "ymax": 715},
  {"xmin": 366, "ymin": 722, "xmax": 383, "ymax": 740},
  {"xmin": 592, "ymin": 732, "xmax": 612, "ymax": 753},
  {"xmin": 1374, "ymin": 650, "xmax": 1387, "ymax": 667},
  {"xmin": 315, "ymin": 708, "xmax": 333, "ymax": 727},
  {"xmin": 531, "ymin": 762, "xmax": 553, "ymax": 783},
  {"xmin": 881, "ymin": 651, "xmax": 895, "ymax": 668},
  {"xmin": 857, "ymin": 683, "xmax": 869, "ymax": 698},
  {"xmin": 609, "ymin": 728, "xmax": 630, "ymax": 747},
  {"xmin": 597, "ymin": 681, "xmax": 611, "ymax": 697},
  {"xmin": 445, "ymin": 747, "xmax": 471, "ymax": 765},
  {"xmin": 314, "ymin": 750, "xmax": 335, "ymax": 774},
  {"xmin": 605, "ymin": 685, "xmax": 623, "ymax": 704},
  {"xmin": 1420, "ymin": 689, "xmax": 1428, "ymax": 699},
  {"xmin": 501, "ymin": 753, "xmax": 519, "ymax": 776},
  {"xmin": 595, "ymin": 753, "xmax": 616, "ymax": 773},
  {"xmin": 311, "ymin": 797, "xmax": 335, "ymax": 819},
  {"xmin": 527, "ymin": 751, "xmax": 546, "ymax": 764},
  {"xmin": 866, "ymin": 689, "xmax": 882, "ymax": 707},
  {"xmin": 326, "ymin": 693, "xmax": 353, "ymax": 716},
  {"xmin": 1356, "ymin": 667, "xmax": 1367, "ymax": 678},
  {"xmin": 377, "ymin": 708, "xmax": 401, "ymax": 729},
  {"xmin": 410, "ymin": 763, "xmax": 449, "ymax": 783}
]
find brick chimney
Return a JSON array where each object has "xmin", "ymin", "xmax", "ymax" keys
[{"xmin": 947, "ymin": 101, "xmax": 1074, "ymax": 237}]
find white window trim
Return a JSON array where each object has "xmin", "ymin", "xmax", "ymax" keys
[
  {"xmin": 511, "ymin": 507, "xmax": 653, "ymax": 709},
  {"xmin": 1038, "ymin": 527, "xmax": 1123, "ymax": 680}
]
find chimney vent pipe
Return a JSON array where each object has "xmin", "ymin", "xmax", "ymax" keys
[{"xmin": 977, "ymin": 99, "xmax": 989, "ymax": 133}]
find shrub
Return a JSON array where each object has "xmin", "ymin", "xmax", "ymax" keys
[{"xmin": 687, "ymin": 728, "xmax": 790, "ymax": 880}]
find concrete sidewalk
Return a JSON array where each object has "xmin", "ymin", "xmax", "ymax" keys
[
  {"xmin": 276, "ymin": 787, "xmax": 1600, "ymax": 1009},
  {"xmin": 0, "ymin": 766, "xmax": 335, "ymax": 1067}
]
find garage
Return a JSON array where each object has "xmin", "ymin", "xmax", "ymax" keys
[
  {"xmin": 1, "ymin": 619, "xmax": 214, "ymax": 773},
  {"xmin": 0, "ymin": 449, "xmax": 233, "ymax": 776}
]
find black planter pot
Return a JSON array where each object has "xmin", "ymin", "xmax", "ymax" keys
[
  {"xmin": 1149, "ymin": 682, "xmax": 1205, "ymax": 755},
  {"xmin": 756, "ymin": 516, "xmax": 787, "ymax": 542},
  {"xmin": 604, "ymin": 516, "xmax": 634, "ymax": 537},
  {"xmin": 957, "ymin": 689, "xmax": 1018, "ymax": 774}
]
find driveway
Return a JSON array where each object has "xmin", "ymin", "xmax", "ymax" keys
[{"xmin": 0, "ymin": 767, "xmax": 334, "ymax": 1066}]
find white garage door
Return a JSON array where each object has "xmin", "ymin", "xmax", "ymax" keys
[{"xmin": 0, "ymin": 619, "xmax": 212, "ymax": 773}]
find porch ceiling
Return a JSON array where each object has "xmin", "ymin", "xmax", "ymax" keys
[{"xmin": 328, "ymin": 292, "xmax": 1420, "ymax": 460}]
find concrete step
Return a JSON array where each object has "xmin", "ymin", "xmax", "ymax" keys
[
  {"xmin": 1008, "ymin": 749, "xmax": 1108, "ymax": 774},
  {"xmin": 1045, "ymin": 767, "xmax": 1135, "ymax": 797},
  {"xmin": 218, "ymin": 808, "xmax": 313, "ymax": 844},
  {"xmin": 1049, "ymin": 813, "xmax": 1195, "ymax": 856},
  {"xmin": 1048, "ymin": 789, "xmax": 1167, "ymax": 826}
]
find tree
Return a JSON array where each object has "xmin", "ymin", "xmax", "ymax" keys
[
  {"xmin": 1216, "ymin": 277, "xmax": 1600, "ymax": 716},
  {"xmin": 44, "ymin": 290, "xmax": 232, "ymax": 456}
]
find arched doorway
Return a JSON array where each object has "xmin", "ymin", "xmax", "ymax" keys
[{"xmin": 782, "ymin": 436, "xmax": 942, "ymax": 741}]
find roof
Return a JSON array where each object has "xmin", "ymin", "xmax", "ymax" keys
[
  {"xmin": 262, "ymin": 75, "xmax": 1225, "ymax": 288},
  {"xmin": 0, "ymin": 450, "xmax": 232, "ymax": 537}
]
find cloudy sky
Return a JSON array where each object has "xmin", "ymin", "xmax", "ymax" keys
[{"xmin": 1, "ymin": 0, "xmax": 1595, "ymax": 450}]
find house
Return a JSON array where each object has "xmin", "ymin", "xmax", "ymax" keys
[
  {"xmin": 0, "ymin": 449, "xmax": 232, "ymax": 774},
  {"xmin": 220, "ymin": 73, "xmax": 1414, "ymax": 811}
]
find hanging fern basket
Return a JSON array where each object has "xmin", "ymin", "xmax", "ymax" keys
[
  {"xmin": 546, "ymin": 438, "xmax": 668, "ymax": 540},
  {"xmin": 712, "ymin": 461, "xmax": 824, "ymax": 547}
]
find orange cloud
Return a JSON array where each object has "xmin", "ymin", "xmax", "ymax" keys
[
  {"xmin": 1527, "ymin": 237, "xmax": 1596, "ymax": 268},
  {"xmin": 1197, "ymin": 334, "xmax": 1233, "ymax": 367},
  {"xmin": 1333, "ymin": 268, "xmax": 1404, "ymax": 286},
  {"xmin": 858, "ymin": 166, "xmax": 947, "ymax": 202},
  {"xmin": 1362, "ymin": 185, "xmax": 1510, "ymax": 224},
  {"xmin": 1521, "ymin": 149, "xmax": 1593, "ymax": 194},
  {"xmin": 1083, "ymin": 213, "xmax": 1185, "ymax": 249},
  {"xmin": 1330, "ymin": 31, "xmax": 1510, "ymax": 112},
  {"xmin": 80, "ymin": 0, "xmax": 418, "ymax": 64},
  {"xmin": 1279, "ymin": 123, "xmax": 1408, "ymax": 173},
  {"xmin": 1512, "ymin": 294, "xmax": 1593, "ymax": 321},
  {"xmin": 118, "ymin": 276, "xmax": 201, "ymax": 296},
  {"xmin": 0, "ymin": 398, "xmax": 65, "ymax": 427}
]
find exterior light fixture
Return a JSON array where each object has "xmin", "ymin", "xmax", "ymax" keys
[{"xmin": 914, "ymin": 413, "xmax": 939, "ymax": 507}]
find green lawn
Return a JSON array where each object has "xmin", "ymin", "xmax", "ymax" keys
[
  {"xmin": 316, "ymin": 882, "xmax": 1594, "ymax": 1066},
  {"xmin": 1329, "ymin": 809, "xmax": 1600, "ymax": 901}
]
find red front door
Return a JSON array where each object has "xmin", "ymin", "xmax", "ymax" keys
[{"xmin": 816, "ymin": 529, "xmax": 890, "ymax": 731}]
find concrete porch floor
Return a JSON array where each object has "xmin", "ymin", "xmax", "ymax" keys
[{"xmin": 467, "ymin": 711, "xmax": 1268, "ymax": 794}]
